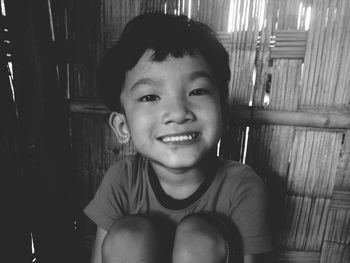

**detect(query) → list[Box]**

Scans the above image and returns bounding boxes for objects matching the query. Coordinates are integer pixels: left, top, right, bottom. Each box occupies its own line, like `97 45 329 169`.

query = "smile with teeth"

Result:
158 133 199 142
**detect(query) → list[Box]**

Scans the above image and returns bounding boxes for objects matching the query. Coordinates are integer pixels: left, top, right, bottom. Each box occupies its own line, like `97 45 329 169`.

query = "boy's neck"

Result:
149 154 218 200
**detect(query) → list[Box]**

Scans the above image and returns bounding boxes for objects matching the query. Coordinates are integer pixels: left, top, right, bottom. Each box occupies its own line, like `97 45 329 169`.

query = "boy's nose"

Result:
161 98 195 125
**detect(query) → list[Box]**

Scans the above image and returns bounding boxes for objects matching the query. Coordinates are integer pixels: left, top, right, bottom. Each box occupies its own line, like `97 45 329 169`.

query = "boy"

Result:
84 13 273 263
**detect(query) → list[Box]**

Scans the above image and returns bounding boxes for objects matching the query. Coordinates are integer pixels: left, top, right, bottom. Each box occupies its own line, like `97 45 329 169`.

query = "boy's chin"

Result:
149 154 208 171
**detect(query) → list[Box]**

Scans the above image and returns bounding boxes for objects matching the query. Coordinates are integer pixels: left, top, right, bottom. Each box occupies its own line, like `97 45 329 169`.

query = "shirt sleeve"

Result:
84 160 130 231
229 166 273 255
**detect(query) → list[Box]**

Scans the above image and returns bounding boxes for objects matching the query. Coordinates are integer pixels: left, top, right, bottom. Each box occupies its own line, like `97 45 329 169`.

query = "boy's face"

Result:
114 50 223 171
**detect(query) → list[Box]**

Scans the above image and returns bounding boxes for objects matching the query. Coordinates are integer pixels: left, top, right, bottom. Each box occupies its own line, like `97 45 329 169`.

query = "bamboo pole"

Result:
275 249 321 263
231 107 350 129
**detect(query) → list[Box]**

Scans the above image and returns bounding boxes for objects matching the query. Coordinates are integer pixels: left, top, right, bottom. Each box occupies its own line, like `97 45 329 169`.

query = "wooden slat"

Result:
275 250 321 263
270 31 307 59
330 190 350 210
69 99 109 114
334 130 350 189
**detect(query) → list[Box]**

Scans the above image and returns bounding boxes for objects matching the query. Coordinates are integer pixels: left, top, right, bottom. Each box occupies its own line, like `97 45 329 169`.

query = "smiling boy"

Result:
84 13 273 263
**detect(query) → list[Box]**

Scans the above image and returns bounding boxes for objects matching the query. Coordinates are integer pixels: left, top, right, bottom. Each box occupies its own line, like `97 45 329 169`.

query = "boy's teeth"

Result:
161 133 196 142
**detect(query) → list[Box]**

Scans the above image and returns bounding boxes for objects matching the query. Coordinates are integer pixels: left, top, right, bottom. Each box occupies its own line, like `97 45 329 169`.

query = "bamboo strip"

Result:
217 32 233 55
275 42 307 47
322 0 342 106
334 130 350 189
301 0 327 106
270 29 307 58
275 249 321 263
271 47 306 52
320 241 350 263
253 0 271 107
69 100 109 114
330 190 350 210
299 0 315 105
324 208 350 243
275 29 308 34
275 33 307 39
270 52 305 58
305 0 327 104
301 106 350 115
332 0 350 106
316 0 336 107
233 2 245 105
229 1 256 106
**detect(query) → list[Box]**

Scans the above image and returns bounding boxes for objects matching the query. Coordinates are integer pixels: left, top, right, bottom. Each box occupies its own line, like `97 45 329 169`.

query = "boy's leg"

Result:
172 214 241 263
102 215 160 263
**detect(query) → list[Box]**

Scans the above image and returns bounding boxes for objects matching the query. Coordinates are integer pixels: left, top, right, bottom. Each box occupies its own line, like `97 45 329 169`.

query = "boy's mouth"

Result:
157 132 199 142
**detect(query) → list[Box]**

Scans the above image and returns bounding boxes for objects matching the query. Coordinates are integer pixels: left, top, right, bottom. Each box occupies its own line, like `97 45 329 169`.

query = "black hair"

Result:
97 12 230 112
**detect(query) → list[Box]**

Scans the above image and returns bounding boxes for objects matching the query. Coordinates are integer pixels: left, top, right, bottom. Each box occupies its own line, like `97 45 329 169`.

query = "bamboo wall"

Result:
48 0 350 262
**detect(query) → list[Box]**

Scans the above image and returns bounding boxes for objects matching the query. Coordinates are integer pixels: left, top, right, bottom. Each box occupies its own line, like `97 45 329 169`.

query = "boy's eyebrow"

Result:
130 78 160 91
188 71 215 83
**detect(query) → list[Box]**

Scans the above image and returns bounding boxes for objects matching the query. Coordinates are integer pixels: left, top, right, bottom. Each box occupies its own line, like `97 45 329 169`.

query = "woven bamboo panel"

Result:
321 207 350 263
300 0 350 107
287 130 342 197
267 59 303 110
320 242 350 263
280 195 330 251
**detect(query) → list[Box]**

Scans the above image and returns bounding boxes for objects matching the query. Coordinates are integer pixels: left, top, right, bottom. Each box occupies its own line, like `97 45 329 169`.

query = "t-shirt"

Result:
84 153 273 255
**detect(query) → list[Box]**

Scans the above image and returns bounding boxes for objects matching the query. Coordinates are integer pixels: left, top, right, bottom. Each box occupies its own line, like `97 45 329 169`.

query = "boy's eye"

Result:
189 88 210 96
138 94 160 102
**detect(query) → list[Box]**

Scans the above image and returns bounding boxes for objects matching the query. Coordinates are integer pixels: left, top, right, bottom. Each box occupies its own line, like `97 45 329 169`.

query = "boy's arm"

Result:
91 226 108 263
244 255 256 263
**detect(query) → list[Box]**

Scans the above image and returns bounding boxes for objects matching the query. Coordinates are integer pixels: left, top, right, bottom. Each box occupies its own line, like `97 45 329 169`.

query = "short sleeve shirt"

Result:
84 154 273 255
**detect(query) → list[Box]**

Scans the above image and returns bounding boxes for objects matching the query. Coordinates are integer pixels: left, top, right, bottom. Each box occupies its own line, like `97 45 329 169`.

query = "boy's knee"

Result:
102 215 158 261
173 214 227 263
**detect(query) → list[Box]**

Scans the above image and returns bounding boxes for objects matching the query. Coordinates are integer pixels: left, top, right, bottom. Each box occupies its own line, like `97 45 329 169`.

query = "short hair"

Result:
97 12 230 112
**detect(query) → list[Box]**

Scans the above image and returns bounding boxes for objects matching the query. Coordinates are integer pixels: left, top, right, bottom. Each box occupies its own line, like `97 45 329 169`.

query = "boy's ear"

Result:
109 112 130 144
